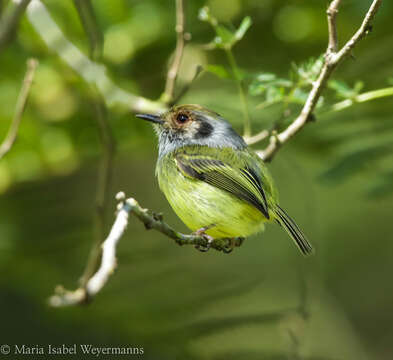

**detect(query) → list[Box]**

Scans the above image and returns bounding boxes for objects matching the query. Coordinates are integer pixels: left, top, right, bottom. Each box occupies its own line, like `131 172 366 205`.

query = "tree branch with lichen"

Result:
256 0 383 162
49 192 243 307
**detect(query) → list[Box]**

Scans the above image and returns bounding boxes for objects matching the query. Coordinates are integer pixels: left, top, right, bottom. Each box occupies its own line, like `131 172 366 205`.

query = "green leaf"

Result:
249 82 266 96
328 80 364 100
266 86 285 102
249 73 293 96
234 16 252 42
257 73 276 82
329 80 352 99
274 78 293 87
199 9 252 50
291 88 308 104
292 55 324 83
205 64 232 79
215 25 236 48
353 81 364 94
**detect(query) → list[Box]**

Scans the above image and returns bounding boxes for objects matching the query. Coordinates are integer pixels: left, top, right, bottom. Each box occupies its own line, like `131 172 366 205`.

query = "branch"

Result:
327 0 342 53
161 0 187 105
49 192 243 307
322 86 393 114
258 0 383 162
244 129 269 145
0 0 31 53
23 0 166 114
0 58 38 160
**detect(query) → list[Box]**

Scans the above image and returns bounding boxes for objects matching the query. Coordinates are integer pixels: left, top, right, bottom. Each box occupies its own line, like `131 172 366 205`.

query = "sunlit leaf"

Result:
234 16 252 42
328 80 364 100
353 81 364 94
249 82 265 96
249 73 292 96
292 55 324 83
199 7 251 49
257 73 276 82
266 86 284 102
215 25 236 48
291 88 308 104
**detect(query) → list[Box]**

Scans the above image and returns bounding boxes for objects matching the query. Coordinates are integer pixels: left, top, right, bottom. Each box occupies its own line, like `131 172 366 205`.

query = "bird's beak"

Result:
135 113 164 125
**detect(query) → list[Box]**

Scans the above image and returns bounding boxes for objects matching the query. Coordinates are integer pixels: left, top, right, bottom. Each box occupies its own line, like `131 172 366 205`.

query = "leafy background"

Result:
0 0 392 359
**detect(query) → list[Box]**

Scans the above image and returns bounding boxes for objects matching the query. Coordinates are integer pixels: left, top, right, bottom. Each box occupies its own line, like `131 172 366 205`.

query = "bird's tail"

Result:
273 205 314 256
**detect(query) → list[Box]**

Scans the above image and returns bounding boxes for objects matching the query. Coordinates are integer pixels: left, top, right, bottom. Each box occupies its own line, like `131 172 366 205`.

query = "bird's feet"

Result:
193 225 245 254
222 237 245 254
193 225 215 252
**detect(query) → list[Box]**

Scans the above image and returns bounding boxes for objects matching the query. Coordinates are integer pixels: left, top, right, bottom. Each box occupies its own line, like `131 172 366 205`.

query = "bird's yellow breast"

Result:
156 155 266 238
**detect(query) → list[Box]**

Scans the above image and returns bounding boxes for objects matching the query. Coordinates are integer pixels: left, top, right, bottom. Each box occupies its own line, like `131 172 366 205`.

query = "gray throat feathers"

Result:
156 116 247 158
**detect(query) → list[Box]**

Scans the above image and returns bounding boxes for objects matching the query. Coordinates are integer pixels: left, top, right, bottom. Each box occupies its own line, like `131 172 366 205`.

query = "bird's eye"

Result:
176 113 189 124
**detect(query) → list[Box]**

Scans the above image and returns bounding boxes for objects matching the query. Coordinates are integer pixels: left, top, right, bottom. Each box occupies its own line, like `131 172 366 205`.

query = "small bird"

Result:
136 104 313 256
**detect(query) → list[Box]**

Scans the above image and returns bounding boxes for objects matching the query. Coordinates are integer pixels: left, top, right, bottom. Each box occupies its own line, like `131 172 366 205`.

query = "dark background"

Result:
0 0 392 359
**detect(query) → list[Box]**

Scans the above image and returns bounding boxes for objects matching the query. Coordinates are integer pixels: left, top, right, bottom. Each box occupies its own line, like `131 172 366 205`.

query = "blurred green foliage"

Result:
0 1 393 359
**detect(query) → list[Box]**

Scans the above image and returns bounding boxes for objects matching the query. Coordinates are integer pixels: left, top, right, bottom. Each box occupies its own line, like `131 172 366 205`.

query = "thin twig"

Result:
258 0 383 162
49 192 243 307
161 0 187 105
0 0 31 53
334 0 382 63
0 58 38 160
321 86 393 114
327 0 342 53
244 129 269 145
73 0 103 61
225 48 252 138
79 93 116 289
74 0 116 293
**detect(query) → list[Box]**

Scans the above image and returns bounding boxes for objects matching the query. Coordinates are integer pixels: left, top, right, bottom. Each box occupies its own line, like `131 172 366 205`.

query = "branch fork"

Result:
257 0 382 162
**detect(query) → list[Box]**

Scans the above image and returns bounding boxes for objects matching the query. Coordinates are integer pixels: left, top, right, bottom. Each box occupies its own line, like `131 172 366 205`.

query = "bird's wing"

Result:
175 151 270 219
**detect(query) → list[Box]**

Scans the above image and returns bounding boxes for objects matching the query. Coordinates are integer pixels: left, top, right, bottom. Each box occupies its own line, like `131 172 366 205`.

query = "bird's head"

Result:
136 104 246 157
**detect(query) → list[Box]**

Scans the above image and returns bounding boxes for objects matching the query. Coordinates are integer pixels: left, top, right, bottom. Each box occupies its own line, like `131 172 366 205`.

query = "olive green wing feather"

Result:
175 152 270 219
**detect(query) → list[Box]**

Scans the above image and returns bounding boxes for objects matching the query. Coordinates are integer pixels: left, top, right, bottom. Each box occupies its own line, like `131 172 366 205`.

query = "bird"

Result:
136 104 313 256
